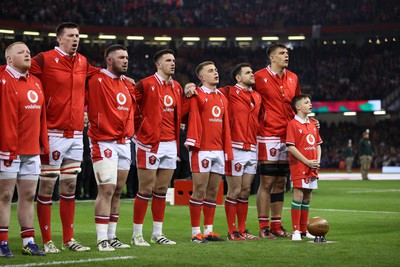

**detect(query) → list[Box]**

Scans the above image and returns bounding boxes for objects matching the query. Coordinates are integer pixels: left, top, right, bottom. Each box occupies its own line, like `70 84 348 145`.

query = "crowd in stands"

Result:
1 0 399 28
1 38 398 102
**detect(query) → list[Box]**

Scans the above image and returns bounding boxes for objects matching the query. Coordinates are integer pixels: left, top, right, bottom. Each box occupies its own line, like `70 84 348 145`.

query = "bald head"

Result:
5 42 31 74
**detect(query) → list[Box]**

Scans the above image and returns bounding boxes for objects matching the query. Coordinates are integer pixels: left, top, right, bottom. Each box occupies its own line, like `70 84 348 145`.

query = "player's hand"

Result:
125 76 136 85
311 117 320 129
184 83 197 98
307 159 320 169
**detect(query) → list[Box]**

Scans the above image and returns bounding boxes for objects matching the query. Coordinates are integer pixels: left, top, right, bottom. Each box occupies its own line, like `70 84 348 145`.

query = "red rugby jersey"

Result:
30 47 99 137
286 115 323 180
0 66 49 159
254 65 301 139
87 69 135 143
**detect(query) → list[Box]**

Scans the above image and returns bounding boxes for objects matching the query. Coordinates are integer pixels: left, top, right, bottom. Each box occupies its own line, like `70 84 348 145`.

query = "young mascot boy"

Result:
285 94 322 241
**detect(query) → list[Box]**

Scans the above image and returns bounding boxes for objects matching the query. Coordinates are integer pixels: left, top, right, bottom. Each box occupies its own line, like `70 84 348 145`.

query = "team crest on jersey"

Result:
201 159 209 168
149 155 157 165
55 58 59 63
299 129 303 133
52 150 61 161
289 77 293 83
236 90 240 94
2 79 6 85
104 148 112 158
264 78 268 83
303 178 310 184
234 163 242 172
151 86 155 91
98 78 102 83
3 160 12 167
269 148 277 157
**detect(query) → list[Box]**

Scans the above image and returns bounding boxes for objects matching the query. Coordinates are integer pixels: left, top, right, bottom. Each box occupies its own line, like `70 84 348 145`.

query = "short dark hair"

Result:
195 61 214 78
153 49 174 63
56 22 79 36
104 44 128 61
231 63 251 83
291 93 312 113
266 43 287 58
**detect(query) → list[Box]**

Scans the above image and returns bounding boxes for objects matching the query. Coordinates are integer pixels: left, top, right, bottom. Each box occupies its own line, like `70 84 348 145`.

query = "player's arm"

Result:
184 82 197 98
30 53 44 77
287 145 320 170
317 145 321 165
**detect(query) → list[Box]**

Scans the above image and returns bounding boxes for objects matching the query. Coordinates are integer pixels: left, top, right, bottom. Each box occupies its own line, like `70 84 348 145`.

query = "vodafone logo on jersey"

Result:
164 95 173 107
306 134 315 145
117 93 128 111
117 93 127 105
212 106 221 117
163 95 174 112
25 90 41 109
27 90 39 103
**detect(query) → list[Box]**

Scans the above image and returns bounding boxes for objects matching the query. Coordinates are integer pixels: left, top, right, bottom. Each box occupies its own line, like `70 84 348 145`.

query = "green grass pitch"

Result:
2 180 400 267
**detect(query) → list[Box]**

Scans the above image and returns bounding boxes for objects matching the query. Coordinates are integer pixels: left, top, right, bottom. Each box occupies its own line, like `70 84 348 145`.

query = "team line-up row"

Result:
0 22 322 258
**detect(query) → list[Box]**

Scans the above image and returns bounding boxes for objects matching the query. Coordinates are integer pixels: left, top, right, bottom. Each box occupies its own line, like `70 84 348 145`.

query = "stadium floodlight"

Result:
288 35 306 40
23 31 40 36
235 37 253 41
99 34 116 39
79 34 88 39
373 110 386 115
343 111 357 116
209 37 226 41
154 36 172 41
48 33 56 37
182 37 200 41
127 36 144 40
0 29 14 34
262 36 279 41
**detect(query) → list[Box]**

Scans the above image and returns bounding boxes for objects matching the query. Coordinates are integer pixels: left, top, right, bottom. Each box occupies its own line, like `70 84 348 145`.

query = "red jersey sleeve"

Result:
30 53 44 77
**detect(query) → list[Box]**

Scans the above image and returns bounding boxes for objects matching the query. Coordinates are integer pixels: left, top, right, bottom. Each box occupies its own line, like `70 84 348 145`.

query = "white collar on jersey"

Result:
200 85 219 94
266 65 286 76
6 65 29 79
154 72 174 87
100 69 124 80
54 46 76 57
294 114 310 124
235 83 252 92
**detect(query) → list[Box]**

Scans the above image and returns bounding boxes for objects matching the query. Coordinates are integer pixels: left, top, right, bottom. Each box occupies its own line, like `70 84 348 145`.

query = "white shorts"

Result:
42 136 83 166
225 148 257 176
190 150 225 175
293 177 318 189
0 155 41 180
257 136 289 162
136 141 177 170
91 140 131 170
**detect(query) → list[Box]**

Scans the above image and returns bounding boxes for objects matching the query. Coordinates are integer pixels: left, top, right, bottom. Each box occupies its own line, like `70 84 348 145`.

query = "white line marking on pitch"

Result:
5 256 136 267
346 189 400 193
247 206 400 214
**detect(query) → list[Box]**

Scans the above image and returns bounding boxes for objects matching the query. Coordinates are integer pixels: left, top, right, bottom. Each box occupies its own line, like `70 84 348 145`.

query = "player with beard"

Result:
221 63 262 241
86 44 136 251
